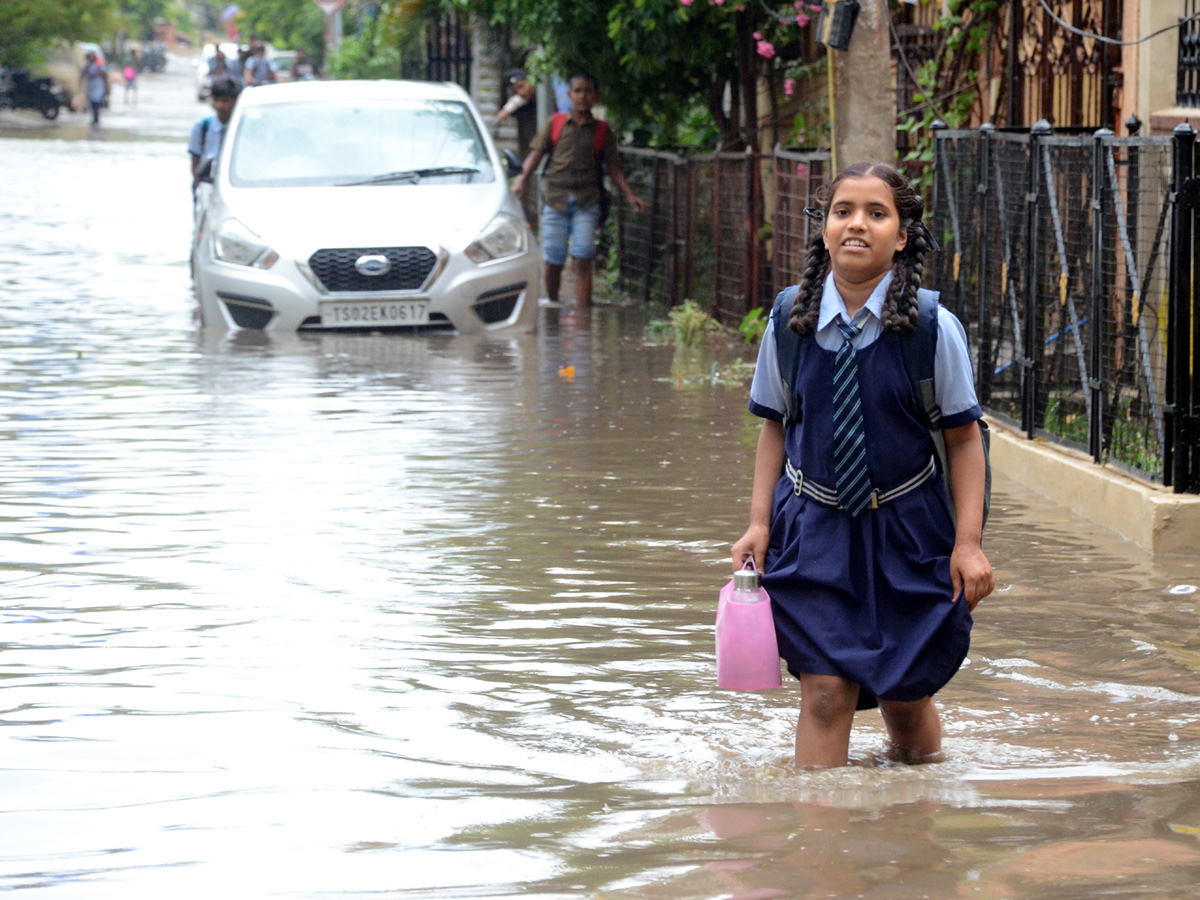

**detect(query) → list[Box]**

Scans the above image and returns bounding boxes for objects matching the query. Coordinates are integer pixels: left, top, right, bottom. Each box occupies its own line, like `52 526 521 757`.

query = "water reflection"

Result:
4 132 1200 898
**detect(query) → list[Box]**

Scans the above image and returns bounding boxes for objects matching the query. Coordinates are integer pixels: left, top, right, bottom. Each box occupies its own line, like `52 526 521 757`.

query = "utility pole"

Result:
312 0 345 57
827 0 894 167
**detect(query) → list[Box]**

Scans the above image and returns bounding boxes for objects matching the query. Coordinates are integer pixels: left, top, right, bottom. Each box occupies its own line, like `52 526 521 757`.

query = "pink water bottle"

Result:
715 561 782 690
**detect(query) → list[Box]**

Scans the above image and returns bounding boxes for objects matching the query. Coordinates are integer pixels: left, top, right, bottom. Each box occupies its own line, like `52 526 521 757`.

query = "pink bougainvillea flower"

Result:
756 39 775 58
796 162 809 179
784 77 795 96
681 0 694 5
810 3 822 9
795 13 809 25
752 31 762 40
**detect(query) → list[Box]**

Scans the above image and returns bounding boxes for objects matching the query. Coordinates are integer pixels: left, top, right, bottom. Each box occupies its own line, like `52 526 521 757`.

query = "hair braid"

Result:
787 227 828 338
882 220 933 334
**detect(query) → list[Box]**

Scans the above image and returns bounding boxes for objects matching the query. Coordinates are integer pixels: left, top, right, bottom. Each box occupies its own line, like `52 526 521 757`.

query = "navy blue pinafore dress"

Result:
762 330 972 710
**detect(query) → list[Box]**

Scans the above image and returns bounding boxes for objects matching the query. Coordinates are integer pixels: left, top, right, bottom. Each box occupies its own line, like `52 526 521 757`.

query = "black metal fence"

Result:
600 127 1198 491
612 147 830 323
399 12 472 90
1180 0 1200 108
930 121 1200 492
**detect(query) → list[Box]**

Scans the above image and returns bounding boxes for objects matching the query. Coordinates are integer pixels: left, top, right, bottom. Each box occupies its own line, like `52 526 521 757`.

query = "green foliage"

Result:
466 0 815 147
781 56 829 148
0 0 117 67
897 0 1000 190
226 0 325 62
1109 414 1162 478
663 356 756 387
643 316 673 343
118 0 170 41
737 307 767 345
1043 392 1163 478
667 299 722 348
328 20 402 79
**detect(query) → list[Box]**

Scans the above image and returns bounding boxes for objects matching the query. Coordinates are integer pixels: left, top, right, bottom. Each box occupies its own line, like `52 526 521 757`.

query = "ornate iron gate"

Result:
1000 0 1122 129
400 12 472 90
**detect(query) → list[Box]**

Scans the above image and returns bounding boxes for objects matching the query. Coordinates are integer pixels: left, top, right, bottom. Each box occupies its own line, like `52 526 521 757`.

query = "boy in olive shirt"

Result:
512 75 648 310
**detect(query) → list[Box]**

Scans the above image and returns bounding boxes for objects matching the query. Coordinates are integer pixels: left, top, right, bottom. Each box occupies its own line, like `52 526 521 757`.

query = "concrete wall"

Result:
988 418 1200 556
1138 0 1199 133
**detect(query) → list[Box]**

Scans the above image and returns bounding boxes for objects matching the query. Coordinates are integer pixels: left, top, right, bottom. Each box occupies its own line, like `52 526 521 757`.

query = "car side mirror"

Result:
197 157 215 183
503 148 522 178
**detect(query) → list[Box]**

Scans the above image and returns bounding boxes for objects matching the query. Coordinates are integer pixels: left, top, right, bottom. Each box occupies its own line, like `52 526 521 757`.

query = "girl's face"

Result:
822 175 908 284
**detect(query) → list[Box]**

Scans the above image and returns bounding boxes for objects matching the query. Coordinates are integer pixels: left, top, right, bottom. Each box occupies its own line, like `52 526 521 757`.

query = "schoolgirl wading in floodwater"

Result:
732 162 995 769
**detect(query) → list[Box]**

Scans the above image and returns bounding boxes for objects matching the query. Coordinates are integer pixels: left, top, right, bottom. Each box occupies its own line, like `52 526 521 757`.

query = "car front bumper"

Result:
197 246 540 335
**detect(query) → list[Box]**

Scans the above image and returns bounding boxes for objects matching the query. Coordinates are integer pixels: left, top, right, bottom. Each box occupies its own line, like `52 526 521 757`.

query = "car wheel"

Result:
40 101 60 120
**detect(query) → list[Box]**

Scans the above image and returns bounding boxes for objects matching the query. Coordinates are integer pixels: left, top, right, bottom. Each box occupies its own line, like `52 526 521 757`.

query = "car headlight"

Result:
464 214 526 264
212 218 279 269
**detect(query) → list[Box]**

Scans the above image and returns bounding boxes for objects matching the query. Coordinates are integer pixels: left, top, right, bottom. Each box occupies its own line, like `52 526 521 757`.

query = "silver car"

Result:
192 80 540 334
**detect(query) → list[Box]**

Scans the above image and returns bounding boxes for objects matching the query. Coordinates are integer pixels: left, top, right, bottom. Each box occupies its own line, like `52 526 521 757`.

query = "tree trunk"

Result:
834 0 894 165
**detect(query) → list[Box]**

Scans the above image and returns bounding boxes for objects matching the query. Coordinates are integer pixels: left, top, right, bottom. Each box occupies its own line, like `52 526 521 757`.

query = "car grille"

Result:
308 247 438 293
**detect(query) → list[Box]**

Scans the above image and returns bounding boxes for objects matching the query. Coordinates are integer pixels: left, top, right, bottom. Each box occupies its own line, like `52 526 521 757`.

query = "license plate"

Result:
320 300 430 327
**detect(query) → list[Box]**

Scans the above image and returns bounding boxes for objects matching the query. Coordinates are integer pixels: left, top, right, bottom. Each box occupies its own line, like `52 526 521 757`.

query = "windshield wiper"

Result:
337 166 479 186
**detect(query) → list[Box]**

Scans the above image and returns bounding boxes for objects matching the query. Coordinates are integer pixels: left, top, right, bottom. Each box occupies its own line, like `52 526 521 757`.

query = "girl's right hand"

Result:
731 523 770 573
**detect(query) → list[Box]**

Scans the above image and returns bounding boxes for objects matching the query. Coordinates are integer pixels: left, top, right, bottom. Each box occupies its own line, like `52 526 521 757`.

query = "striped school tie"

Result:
833 320 873 516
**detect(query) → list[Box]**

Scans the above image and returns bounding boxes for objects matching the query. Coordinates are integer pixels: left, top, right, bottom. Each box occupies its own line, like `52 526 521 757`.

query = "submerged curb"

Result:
987 417 1200 555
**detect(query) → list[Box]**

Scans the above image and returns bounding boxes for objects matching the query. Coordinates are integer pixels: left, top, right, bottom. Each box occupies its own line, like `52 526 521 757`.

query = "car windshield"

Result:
228 98 495 188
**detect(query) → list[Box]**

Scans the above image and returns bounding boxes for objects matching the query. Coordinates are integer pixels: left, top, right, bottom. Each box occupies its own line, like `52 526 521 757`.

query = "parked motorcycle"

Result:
142 44 167 73
0 68 71 119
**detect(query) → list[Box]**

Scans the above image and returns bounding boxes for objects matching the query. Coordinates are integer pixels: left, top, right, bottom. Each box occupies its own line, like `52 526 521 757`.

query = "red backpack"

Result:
549 113 612 225
550 112 609 156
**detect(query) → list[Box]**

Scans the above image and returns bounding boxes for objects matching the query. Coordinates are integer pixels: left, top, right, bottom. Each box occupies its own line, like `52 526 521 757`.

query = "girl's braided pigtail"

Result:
786 225 828 338
881 215 934 335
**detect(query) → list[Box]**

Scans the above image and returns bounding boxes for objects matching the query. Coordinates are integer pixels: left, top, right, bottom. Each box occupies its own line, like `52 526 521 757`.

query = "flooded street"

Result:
3 66 1200 900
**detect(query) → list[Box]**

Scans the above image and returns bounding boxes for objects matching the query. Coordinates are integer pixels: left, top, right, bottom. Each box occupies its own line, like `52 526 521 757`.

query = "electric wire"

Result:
1037 0 1200 47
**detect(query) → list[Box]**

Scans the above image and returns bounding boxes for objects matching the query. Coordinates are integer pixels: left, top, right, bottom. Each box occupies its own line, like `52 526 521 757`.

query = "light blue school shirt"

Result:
749 271 982 429
187 115 227 165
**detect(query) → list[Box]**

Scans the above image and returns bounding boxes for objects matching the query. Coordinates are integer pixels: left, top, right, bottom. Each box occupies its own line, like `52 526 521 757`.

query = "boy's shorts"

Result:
541 197 601 266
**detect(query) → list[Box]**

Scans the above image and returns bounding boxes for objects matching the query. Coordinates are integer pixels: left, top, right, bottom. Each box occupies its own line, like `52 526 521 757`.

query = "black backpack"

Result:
770 285 991 530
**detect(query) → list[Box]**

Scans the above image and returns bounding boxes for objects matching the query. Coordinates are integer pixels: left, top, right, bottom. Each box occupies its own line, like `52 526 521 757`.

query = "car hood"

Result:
221 183 512 254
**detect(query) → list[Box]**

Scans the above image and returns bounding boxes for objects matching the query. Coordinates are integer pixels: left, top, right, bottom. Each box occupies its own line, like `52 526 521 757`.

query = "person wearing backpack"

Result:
79 50 109 127
731 163 994 770
122 51 139 105
242 43 278 87
189 78 240 198
510 74 648 310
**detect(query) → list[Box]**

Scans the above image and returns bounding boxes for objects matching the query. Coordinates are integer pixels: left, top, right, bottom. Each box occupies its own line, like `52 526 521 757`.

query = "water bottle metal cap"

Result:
733 568 760 591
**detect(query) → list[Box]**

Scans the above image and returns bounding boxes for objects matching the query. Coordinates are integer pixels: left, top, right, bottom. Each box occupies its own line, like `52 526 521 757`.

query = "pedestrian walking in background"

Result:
496 69 536 151
122 56 138 105
243 44 277 87
291 49 320 81
189 79 240 194
731 162 994 770
208 49 240 90
79 51 109 126
497 68 539 227
510 74 648 310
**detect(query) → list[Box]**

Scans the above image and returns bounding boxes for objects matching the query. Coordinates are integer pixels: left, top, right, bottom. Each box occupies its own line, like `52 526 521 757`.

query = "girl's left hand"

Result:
950 543 993 611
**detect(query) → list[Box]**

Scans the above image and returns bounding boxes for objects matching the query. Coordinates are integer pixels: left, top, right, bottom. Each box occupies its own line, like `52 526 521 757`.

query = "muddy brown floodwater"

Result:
2 64 1200 900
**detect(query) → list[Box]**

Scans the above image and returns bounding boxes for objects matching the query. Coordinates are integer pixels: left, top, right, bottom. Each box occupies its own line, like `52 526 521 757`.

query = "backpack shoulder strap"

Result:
771 285 804 427
900 288 941 430
200 115 211 149
550 113 567 146
593 120 608 158
901 288 991 532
